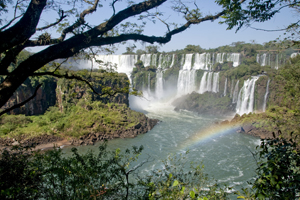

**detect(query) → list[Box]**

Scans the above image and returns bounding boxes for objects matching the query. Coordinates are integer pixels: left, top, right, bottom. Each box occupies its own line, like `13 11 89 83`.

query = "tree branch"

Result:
36 10 67 31
0 14 23 31
0 0 47 54
0 84 42 116
56 0 100 42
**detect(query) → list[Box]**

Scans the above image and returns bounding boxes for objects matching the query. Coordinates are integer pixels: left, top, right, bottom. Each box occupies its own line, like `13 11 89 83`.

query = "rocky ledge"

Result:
71 118 159 145
0 118 159 148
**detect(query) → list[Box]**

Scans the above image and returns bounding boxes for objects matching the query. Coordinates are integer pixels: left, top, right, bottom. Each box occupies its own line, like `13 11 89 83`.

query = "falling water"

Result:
199 72 218 94
263 79 270 112
230 80 234 98
140 54 152 67
155 70 164 99
232 80 239 103
148 73 151 95
227 53 240 67
170 54 175 68
224 78 227 97
236 77 259 115
212 72 220 93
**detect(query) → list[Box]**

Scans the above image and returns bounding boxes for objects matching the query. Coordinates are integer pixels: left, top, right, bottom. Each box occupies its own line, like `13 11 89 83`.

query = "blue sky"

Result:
4 0 296 54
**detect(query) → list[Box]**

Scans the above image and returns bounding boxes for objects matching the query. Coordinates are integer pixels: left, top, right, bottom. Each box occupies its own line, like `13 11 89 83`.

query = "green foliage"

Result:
0 144 228 200
0 101 144 139
0 146 43 199
183 45 203 54
252 132 300 199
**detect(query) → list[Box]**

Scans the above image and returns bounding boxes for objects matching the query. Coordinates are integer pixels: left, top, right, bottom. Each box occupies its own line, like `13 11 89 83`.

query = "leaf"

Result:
172 180 179 187
237 196 245 199
190 190 195 198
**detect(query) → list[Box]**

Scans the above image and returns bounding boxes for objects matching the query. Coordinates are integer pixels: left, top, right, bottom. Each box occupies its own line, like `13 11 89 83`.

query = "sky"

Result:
3 0 297 54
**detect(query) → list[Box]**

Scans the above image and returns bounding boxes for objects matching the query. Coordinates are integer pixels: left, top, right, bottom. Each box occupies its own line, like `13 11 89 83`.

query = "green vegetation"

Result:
0 144 229 200
172 92 234 116
0 100 144 140
1 133 299 199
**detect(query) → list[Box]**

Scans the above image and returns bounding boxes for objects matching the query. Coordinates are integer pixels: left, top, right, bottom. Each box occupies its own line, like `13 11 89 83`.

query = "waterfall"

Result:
224 78 227 97
176 54 196 96
199 72 208 94
194 53 207 70
156 69 164 99
227 53 240 67
183 54 193 70
199 72 218 94
95 54 137 78
151 54 157 66
216 53 224 64
275 54 279 70
140 54 152 67
170 54 175 68
263 79 270 112
147 73 151 95
177 69 196 96
236 76 259 115
212 72 219 93
230 80 234 98
291 53 299 58
232 80 239 103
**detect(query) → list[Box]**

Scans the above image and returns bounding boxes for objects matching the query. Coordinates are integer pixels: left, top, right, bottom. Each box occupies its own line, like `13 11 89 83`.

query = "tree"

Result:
0 0 244 114
217 0 300 46
183 44 202 53
145 45 160 54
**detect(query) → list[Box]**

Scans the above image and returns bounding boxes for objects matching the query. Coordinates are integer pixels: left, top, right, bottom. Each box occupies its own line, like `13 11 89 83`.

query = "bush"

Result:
0 144 229 200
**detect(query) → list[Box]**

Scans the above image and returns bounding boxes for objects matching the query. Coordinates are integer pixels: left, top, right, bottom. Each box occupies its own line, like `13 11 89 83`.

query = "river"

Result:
62 96 260 195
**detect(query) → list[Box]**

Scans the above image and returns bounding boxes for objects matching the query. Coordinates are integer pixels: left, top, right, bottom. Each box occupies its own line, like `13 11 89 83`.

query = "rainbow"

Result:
179 122 242 150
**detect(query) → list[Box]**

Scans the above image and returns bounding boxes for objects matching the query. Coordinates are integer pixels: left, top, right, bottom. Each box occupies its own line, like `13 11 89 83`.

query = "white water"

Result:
140 54 152 67
176 54 196 96
155 69 164 99
199 72 219 94
212 72 220 93
177 69 197 96
169 54 175 68
263 79 270 112
232 80 240 103
236 77 259 115
224 78 227 97
96 54 137 77
227 53 240 67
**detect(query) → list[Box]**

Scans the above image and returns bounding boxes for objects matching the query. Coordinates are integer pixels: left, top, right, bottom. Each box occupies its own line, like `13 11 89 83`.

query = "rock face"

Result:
56 72 129 111
230 114 274 139
172 92 236 116
1 72 129 115
1 78 57 115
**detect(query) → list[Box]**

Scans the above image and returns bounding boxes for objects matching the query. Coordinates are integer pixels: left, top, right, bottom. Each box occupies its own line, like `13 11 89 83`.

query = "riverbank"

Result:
0 117 159 151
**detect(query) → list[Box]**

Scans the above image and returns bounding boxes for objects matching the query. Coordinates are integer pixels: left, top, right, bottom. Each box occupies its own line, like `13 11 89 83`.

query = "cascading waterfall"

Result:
263 79 270 112
170 54 175 68
147 73 151 95
199 72 219 94
227 53 240 67
140 54 152 67
194 53 207 70
236 76 259 115
199 72 208 94
95 54 137 78
177 54 196 96
224 78 227 97
232 80 239 103
212 72 219 93
155 69 164 99
151 54 157 66
230 80 234 98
